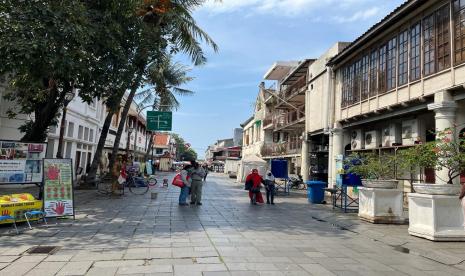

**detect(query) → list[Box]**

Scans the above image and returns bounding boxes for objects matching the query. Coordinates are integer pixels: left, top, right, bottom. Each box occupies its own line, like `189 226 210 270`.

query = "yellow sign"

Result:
0 193 43 224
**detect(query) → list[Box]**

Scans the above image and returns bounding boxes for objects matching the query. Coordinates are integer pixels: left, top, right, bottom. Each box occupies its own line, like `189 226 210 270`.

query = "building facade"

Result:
327 0 465 188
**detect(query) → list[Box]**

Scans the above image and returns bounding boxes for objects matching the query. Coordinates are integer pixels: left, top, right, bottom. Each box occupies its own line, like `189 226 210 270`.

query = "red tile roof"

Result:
153 134 170 146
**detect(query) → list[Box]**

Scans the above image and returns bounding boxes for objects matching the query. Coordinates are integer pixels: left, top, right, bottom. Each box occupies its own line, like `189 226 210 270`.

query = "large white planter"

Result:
408 193 465 241
358 187 406 224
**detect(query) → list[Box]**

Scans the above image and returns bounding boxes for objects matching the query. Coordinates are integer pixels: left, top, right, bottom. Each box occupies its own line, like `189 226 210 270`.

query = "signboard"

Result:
147 111 172 131
0 141 46 184
43 159 75 218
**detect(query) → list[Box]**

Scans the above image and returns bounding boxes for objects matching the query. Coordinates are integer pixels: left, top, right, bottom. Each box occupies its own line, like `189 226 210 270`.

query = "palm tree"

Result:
134 56 194 159
108 0 218 170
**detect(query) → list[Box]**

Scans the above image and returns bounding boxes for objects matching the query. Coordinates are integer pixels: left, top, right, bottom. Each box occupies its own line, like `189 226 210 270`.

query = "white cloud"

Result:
332 7 380 23
200 0 386 20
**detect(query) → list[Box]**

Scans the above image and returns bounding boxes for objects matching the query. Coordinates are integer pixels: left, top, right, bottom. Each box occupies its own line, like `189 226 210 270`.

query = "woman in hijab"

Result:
245 169 264 205
264 170 276 205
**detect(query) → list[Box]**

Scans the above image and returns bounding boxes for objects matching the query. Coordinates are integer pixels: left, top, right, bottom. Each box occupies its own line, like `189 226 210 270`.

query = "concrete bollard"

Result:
151 192 158 200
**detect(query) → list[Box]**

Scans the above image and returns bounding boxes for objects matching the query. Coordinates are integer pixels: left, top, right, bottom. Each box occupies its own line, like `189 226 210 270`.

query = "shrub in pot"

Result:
344 153 398 189
398 127 465 195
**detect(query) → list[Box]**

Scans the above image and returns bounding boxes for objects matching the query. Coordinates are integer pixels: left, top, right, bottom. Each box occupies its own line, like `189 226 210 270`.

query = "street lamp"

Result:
56 89 76 158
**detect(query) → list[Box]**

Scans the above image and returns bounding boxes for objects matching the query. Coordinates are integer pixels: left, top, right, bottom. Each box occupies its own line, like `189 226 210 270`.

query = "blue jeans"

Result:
179 186 190 204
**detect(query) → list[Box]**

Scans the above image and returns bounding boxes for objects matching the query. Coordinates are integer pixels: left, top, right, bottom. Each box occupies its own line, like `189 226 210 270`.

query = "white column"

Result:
427 91 457 184
330 122 344 188
301 132 310 182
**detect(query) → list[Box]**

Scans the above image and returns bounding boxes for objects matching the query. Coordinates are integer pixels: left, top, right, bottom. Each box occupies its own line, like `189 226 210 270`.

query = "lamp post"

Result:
56 89 76 158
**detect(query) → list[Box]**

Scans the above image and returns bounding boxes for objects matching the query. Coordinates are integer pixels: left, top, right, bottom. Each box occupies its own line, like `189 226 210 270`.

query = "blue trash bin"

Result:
306 181 327 204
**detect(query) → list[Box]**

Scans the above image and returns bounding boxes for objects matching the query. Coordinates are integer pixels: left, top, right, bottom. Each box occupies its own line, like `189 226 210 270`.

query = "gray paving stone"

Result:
57 261 93 275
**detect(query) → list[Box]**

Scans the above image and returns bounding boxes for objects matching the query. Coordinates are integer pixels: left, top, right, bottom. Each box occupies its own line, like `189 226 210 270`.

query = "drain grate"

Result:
27 246 60 255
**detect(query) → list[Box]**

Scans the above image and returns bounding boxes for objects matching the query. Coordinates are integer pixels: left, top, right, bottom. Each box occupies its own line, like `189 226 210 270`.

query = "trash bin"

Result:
306 181 327 204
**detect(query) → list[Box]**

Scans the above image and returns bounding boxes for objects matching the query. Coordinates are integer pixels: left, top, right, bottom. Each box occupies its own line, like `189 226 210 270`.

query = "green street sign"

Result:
147 111 172 131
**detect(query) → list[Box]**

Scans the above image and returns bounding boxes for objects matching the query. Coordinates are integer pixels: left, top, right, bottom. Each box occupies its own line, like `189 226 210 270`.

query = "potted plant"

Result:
344 153 398 189
398 126 465 241
344 153 404 224
398 127 465 195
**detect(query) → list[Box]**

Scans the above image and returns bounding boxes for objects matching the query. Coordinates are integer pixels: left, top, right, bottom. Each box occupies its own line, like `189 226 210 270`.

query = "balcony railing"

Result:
273 106 305 129
283 77 307 99
261 140 302 157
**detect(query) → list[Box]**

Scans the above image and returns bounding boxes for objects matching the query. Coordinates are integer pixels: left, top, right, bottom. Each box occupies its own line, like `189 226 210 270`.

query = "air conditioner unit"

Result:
364 130 380 149
402 119 425 146
382 124 402 147
350 129 364 150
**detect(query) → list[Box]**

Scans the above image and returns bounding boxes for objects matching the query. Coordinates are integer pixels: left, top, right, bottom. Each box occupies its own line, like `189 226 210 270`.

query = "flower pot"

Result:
358 187 406 224
412 183 461 195
408 193 465 241
362 180 398 189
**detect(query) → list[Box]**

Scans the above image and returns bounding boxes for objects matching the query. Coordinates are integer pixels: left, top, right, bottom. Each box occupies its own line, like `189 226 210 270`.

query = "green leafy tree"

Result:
171 133 187 160
108 0 218 170
182 148 197 161
0 0 96 142
135 56 194 159
344 153 396 180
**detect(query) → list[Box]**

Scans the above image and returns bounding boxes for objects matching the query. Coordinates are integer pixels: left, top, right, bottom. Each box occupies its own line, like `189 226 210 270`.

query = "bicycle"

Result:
125 171 158 195
97 171 157 196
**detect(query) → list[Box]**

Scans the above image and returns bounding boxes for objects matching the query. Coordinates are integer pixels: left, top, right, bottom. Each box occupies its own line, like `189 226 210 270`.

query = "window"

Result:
67 122 74 138
410 22 421 81
65 142 72 158
361 55 369 100
398 30 409 86
423 13 436 76
46 139 55 158
354 59 362 103
454 0 465 64
348 63 355 104
89 129 94 142
436 4 450 71
369 50 378 97
387 37 397 90
78 125 83 140
84 127 89 141
378 44 387 93
63 120 67 137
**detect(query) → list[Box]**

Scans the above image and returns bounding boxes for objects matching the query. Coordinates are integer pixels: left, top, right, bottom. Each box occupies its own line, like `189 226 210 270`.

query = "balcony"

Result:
273 105 305 130
283 76 307 99
261 140 302 157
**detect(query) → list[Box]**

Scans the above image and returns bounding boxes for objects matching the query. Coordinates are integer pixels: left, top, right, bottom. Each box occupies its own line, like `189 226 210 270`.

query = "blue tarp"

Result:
271 159 288 179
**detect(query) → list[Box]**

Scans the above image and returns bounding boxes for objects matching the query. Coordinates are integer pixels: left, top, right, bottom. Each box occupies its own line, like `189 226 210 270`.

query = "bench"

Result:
0 215 18 234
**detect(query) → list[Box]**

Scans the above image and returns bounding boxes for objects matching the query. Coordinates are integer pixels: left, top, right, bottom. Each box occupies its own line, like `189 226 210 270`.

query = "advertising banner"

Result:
0 141 46 184
43 158 75 218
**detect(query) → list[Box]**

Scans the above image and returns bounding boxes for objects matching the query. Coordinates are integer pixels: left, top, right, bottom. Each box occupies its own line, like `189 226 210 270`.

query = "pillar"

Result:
301 132 310 182
427 91 457 184
330 122 344 188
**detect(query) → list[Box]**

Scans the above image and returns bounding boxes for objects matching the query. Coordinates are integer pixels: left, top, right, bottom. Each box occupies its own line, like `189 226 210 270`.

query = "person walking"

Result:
245 169 264 205
190 161 206 205
202 164 209 181
264 170 276 205
179 164 192 206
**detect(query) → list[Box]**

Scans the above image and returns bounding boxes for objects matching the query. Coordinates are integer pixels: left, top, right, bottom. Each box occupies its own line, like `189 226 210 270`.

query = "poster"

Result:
43 158 74 218
0 193 43 224
0 141 46 184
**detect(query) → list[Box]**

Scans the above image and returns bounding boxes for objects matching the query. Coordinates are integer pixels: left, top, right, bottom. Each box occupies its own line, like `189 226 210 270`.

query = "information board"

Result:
147 111 172 131
0 141 47 184
43 158 75 218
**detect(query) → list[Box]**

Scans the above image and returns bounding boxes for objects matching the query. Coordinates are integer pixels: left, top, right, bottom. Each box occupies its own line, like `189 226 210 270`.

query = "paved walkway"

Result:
1 173 465 275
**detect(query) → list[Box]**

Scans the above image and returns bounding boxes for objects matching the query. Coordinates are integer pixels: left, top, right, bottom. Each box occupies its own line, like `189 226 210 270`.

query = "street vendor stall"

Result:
0 193 43 224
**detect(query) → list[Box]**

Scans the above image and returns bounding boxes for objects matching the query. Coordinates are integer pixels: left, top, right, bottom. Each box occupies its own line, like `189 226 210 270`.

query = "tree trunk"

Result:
86 109 115 185
145 131 153 160
109 74 143 170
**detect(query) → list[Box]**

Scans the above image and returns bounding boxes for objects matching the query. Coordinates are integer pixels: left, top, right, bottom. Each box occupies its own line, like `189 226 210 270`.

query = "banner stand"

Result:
42 158 75 220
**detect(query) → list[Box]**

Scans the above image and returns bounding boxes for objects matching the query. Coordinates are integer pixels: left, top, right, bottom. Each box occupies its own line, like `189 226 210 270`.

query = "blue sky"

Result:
171 0 406 158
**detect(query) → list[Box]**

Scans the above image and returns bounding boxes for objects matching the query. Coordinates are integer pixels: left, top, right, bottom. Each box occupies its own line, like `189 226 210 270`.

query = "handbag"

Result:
244 180 253 190
172 174 185 188
250 186 260 193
